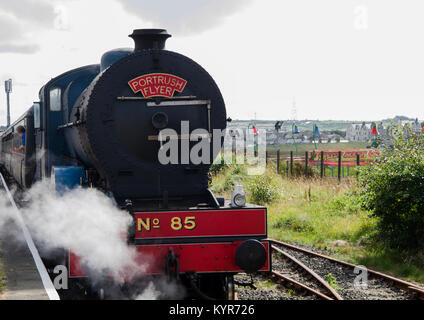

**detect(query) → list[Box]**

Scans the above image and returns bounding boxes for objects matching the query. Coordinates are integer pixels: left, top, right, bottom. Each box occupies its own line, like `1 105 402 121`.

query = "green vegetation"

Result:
358 125 424 250
253 279 276 289
286 289 295 297
248 175 280 205
325 273 341 291
210 161 424 284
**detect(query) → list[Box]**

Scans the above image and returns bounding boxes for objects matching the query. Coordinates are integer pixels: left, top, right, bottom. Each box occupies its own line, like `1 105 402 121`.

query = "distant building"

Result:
346 122 371 142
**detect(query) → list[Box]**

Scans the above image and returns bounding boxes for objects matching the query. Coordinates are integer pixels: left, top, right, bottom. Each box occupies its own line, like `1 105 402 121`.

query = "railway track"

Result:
270 245 341 300
264 238 424 300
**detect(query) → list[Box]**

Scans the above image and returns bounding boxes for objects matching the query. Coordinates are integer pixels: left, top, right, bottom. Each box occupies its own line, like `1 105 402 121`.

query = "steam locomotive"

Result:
0 29 270 299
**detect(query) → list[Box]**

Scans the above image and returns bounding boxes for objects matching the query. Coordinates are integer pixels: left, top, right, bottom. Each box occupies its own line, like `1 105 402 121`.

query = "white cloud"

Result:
0 0 57 27
0 0 62 54
116 0 252 35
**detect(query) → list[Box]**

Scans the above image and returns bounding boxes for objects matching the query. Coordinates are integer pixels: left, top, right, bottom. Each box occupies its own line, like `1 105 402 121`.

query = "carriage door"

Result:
33 102 43 180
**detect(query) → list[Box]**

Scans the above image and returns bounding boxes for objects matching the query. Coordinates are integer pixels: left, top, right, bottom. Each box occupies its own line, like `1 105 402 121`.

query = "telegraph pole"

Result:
5 79 12 128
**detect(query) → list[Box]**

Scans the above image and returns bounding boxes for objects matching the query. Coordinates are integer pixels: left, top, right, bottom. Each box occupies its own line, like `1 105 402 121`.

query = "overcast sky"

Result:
1 0 424 124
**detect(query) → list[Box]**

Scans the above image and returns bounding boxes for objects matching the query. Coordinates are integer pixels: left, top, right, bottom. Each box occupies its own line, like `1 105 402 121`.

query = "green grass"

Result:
253 279 276 289
325 273 342 291
210 164 424 284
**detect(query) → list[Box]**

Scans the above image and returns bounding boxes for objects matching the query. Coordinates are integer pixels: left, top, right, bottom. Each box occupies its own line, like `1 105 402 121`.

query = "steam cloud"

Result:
0 180 178 299
0 181 139 276
116 0 253 35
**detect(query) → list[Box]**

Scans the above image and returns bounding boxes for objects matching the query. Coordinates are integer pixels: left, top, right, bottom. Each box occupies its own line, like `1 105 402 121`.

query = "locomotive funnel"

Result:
129 29 171 51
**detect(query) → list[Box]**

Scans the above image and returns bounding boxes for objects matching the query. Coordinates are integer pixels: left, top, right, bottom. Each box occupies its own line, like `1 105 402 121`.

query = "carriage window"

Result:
33 102 41 128
49 88 61 111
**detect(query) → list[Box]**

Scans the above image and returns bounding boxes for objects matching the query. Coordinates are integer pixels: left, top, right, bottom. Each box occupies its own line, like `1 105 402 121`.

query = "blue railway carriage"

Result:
0 110 35 188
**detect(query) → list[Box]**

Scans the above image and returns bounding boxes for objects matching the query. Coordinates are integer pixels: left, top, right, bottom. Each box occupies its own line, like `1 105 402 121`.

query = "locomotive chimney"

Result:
129 29 171 51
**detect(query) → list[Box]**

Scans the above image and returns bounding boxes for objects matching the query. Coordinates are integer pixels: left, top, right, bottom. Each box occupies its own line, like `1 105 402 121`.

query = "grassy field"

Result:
210 164 424 284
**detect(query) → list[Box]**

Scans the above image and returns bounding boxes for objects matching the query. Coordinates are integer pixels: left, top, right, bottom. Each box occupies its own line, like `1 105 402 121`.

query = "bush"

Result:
278 161 319 178
358 125 424 250
248 175 280 204
272 215 314 232
209 164 247 193
209 161 227 175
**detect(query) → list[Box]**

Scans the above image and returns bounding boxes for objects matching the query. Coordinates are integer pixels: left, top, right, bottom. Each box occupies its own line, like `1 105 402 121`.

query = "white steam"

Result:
0 180 143 282
0 179 190 299
135 282 160 300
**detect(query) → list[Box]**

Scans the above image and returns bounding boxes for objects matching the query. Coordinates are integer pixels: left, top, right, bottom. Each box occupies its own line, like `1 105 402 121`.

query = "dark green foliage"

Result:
358 125 424 250
209 161 227 175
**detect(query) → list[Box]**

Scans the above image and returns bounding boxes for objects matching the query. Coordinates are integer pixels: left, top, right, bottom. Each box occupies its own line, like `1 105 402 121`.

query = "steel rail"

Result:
0 173 60 300
272 245 343 300
270 238 424 300
271 271 334 300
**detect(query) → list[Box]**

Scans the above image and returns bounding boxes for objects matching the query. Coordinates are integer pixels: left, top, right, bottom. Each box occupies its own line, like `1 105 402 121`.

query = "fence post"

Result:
356 153 360 177
277 149 280 174
286 160 289 178
290 151 294 177
338 151 342 182
320 151 324 179
305 151 309 177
